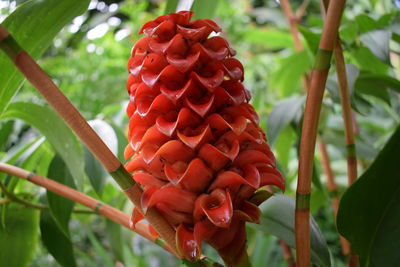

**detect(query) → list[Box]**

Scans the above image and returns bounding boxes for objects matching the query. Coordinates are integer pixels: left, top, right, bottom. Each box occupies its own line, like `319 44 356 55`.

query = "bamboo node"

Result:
0 34 22 61
109 164 136 190
314 48 333 70
346 143 357 158
296 192 311 210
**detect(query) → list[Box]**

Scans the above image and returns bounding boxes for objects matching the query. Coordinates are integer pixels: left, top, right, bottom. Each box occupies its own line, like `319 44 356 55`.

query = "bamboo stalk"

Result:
321 1 359 265
295 0 346 265
0 162 176 256
0 26 178 255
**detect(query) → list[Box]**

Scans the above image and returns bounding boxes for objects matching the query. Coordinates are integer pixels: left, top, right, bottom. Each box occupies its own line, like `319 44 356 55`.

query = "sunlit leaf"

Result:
0 0 90 116
1 102 86 188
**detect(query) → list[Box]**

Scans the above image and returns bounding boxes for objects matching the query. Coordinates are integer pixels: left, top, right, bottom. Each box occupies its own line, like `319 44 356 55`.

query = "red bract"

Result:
124 11 284 265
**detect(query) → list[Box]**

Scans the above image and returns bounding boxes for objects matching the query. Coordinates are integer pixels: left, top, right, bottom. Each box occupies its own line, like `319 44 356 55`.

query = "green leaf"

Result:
105 219 124 262
0 0 90 116
270 51 312 96
337 125 400 267
356 73 400 94
165 0 179 13
350 46 389 75
47 155 76 236
0 121 14 151
360 30 391 62
355 13 394 34
0 204 39 267
267 96 305 144
40 209 77 267
1 102 86 188
252 194 331 267
298 26 320 53
86 229 115 267
244 27 294 50
84 119 118 196
191 0 219 20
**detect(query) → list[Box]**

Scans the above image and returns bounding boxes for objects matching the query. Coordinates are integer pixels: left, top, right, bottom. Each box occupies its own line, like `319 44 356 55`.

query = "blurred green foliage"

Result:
1 0 400 266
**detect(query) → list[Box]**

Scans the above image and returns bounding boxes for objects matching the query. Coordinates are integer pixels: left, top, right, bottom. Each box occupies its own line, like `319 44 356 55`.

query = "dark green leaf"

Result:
105 219 124 262
0 204 39 267
355 14 393 34
356 73 400 94
267 96 305 144
0 0 90 116
337 125 400 267
191 0 219 20
252 194 331 267
47 155 76 236
40 209 77 267
1 102 86 188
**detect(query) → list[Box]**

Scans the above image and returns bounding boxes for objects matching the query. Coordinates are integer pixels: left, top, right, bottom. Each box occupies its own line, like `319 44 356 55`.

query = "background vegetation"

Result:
0 0 399 266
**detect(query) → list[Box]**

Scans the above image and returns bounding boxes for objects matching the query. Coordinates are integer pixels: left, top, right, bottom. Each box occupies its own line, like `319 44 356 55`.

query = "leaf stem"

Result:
0 26 178 256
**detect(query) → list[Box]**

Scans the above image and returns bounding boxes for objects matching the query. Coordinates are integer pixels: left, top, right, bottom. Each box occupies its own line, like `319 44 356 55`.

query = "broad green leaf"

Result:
1 102 86 188
252 194 331 267
355 13 394 34
40 209 77 267
244 27 294 50
350 47 389 75
47 155 76 236
274 126 296 172
0 204 39 267
337 125 400 267
267 96 305 144
270 51 312 96
85 119 118 196
354 74 392 105
0 0 90 116
360 30 391 62
191 0 219 20
356 73 400 94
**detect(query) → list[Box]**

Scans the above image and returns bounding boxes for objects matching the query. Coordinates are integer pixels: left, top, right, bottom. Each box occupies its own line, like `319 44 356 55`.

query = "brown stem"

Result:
279 240 296 267
0 26 178 255
0 162 176 256
318 140 350 255
296 0 346 266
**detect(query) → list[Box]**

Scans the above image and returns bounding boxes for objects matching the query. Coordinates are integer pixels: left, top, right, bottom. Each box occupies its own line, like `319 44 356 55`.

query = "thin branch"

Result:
0 182 94 214
318 140 350 255
295 0 346 266
0 27 178 255
0 162 176 256
279 240 296 267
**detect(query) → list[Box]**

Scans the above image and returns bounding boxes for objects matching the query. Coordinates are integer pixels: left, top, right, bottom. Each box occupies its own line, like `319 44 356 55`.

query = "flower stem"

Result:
0 26 178 255
295 0 346 265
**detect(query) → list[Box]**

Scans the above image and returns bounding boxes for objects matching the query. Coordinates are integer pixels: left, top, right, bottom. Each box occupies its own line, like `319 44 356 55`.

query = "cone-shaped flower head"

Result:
124 11 284 265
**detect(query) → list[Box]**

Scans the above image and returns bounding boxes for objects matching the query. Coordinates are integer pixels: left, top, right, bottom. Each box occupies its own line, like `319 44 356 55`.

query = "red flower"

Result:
124 11 284 265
